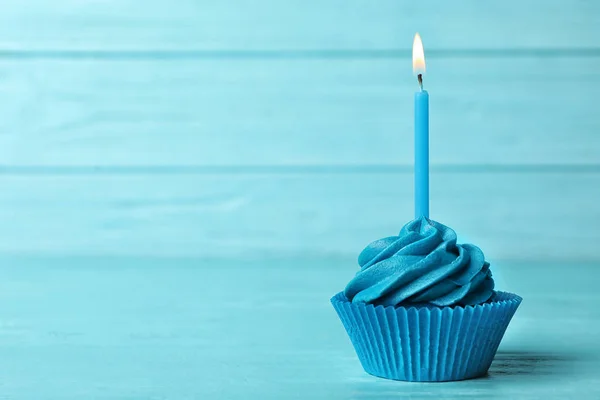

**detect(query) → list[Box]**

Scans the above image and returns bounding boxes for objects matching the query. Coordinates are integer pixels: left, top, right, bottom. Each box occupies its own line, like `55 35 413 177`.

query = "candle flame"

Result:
412 33 426 75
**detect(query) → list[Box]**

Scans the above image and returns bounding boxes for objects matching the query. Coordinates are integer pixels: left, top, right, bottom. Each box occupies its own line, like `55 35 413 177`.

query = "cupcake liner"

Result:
331 291 522 382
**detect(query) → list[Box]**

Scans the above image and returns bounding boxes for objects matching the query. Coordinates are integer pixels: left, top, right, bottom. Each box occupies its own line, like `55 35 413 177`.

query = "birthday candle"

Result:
413 33 429 219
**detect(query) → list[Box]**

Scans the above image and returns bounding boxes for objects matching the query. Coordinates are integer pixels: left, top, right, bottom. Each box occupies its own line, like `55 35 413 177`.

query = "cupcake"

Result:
331 217 521 382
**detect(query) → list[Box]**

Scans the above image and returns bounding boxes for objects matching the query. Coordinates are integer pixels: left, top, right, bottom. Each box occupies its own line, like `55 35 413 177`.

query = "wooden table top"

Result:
0 256 597 399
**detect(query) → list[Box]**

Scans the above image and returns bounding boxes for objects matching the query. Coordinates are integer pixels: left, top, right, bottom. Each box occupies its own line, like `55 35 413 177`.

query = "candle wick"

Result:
417 74 423 91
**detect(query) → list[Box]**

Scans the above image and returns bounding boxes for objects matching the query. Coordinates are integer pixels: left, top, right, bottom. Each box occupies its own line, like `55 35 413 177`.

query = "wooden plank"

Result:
1 57 598 166
0 257 598 398
0 171 598 260
0 0 598 51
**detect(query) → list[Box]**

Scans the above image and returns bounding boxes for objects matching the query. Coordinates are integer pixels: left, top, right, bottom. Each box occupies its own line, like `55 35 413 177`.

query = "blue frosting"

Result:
344 217 494 307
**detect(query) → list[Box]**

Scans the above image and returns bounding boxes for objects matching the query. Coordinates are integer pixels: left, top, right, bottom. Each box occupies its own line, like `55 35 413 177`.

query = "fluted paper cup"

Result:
331 291 521 382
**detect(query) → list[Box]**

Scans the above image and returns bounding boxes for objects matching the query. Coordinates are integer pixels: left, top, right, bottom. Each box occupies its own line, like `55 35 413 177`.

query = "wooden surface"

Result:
1 1 600 398
0 1 599 259
0 257 598 399
0 172 599 260
0 0 598 50
1 57 599 167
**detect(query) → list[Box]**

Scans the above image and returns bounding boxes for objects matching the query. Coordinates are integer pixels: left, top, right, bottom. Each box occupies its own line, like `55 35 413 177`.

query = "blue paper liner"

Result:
331 291 522 382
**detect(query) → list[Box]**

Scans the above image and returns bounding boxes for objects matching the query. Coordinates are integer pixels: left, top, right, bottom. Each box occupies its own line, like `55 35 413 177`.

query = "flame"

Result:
412 33 426 75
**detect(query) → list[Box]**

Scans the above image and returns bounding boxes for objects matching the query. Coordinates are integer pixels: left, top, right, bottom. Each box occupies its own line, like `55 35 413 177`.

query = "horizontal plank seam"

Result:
0 164 599 175
0 48 599 60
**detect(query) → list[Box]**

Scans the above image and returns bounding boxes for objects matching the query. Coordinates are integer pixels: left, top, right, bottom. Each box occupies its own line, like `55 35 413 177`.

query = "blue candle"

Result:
413 33 429 219
414 89 429 218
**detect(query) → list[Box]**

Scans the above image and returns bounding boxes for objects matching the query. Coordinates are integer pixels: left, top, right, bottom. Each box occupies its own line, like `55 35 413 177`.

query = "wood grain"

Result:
1 56 598 166
0 257 597 399
0 2 598 398
0 2 597 261
0 171 598 260
0 0 598 51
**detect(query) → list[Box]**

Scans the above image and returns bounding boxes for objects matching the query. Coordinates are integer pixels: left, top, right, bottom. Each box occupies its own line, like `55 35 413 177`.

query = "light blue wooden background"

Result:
1 2 600 399
0 1 599 262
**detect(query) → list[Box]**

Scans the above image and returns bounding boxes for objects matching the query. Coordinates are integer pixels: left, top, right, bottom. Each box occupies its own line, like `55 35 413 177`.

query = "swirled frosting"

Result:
344 217 494 307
